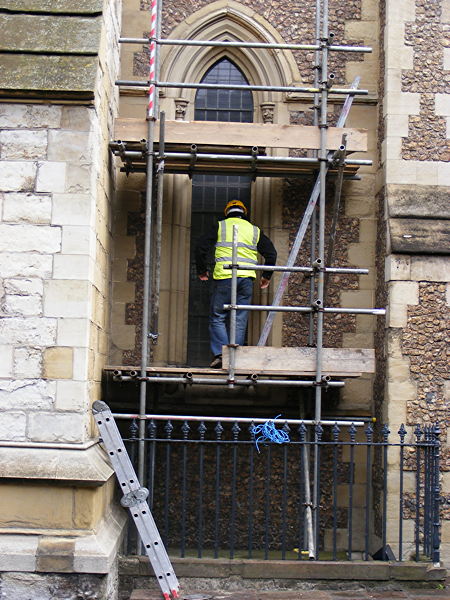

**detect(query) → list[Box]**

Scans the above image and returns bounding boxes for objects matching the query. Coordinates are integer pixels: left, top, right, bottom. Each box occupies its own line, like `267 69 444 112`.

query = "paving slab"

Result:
408 592 450 597
364 593 408 598
405 597 450 600
256 592 332 599
329 592 371 598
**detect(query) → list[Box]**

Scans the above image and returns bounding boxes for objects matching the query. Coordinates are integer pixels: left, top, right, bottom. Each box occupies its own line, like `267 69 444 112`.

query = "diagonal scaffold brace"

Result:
257 76 361 347
92 401 180 600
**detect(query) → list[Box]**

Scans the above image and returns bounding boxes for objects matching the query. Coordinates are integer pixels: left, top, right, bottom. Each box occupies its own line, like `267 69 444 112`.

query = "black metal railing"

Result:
115 415 441 563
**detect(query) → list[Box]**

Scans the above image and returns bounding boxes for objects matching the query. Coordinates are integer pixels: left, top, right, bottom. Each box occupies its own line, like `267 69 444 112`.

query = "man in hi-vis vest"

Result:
195 199 277 368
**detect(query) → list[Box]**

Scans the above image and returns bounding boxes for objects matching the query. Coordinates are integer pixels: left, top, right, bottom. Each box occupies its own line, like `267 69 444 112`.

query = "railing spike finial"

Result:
332 422 340 441
365 421 373 442
413 423 422 442
198 420 207 440
298 421 307 441
130 418 139 439
231 421 241 439
181 420 190 439
147 418 157 438
164 419 173 438
315 423 324 441
215 421 224 439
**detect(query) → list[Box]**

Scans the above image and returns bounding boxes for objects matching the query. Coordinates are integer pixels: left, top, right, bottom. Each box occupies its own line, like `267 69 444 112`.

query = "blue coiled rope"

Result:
252 415 290 453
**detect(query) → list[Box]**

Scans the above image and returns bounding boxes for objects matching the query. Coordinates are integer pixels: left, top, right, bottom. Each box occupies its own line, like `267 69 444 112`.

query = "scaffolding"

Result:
108 0 385 560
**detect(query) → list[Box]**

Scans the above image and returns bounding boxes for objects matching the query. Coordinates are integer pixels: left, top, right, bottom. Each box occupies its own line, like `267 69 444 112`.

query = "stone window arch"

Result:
160 0 302 121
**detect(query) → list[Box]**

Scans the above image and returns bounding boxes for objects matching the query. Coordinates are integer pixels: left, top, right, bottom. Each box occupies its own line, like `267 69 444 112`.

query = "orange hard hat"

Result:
224 199 247 216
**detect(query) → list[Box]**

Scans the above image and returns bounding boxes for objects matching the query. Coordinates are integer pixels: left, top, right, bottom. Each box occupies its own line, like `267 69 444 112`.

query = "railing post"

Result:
163 420 173 547
197 421 207 558
413 424 422 561
432 424 441 565
331 422 340 560
398 424 406 561
147 419 157 510
382 424 390 557
364 422 373 560
347 422 356 559
180 420 190 558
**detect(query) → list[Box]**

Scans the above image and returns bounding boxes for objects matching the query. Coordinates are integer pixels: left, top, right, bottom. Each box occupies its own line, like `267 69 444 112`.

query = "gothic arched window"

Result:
187 58 253 365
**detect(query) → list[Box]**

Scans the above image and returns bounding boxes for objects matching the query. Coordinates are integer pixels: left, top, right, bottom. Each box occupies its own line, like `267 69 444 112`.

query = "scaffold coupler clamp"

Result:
183 372 193 386
121 486 149 508
148 331 159 344
312 299 324 311
312 258 324 271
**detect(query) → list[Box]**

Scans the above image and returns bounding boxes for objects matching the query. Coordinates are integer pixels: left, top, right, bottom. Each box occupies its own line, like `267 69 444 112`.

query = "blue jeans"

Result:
209 277 254 357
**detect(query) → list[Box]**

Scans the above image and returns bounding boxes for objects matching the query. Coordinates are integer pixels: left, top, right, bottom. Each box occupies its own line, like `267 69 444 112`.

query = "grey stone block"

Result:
0 0 103 13
0 14 102 54
389 218 450 254
0 54 98 97
387 184 450 219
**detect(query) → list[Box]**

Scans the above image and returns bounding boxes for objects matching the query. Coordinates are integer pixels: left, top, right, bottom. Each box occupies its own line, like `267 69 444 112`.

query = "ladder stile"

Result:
92 401 180 600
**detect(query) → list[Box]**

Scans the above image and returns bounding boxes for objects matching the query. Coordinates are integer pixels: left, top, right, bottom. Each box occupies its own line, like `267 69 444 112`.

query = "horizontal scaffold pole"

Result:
113 375 345 387
119 37 372 54
224 304 386 315
112 149 372 168
223 264 369 275
116 79 369 95
111 413 365 426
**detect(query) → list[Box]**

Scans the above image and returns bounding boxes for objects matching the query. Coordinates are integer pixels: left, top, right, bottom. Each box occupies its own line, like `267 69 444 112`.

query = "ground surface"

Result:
130 586 450 600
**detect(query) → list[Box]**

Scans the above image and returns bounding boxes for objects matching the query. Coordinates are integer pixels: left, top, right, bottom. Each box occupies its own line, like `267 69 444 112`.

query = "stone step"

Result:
129 592 330 600
129 589 450 600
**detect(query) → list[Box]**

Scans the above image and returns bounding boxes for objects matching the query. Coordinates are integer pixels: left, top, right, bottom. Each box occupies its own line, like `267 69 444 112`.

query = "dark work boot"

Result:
209 354 222 368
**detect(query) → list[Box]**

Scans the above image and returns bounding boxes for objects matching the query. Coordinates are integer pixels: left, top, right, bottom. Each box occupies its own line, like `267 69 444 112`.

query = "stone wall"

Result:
0 0 126 597
0 103 99 444
379 0 450 562
0 0 103 100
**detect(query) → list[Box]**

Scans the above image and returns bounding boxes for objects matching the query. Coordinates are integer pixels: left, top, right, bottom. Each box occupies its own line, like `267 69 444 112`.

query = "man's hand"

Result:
260 276 270 289
198 272 209 281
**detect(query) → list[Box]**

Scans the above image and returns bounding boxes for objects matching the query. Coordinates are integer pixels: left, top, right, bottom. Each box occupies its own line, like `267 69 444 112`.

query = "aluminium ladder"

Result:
92 401 180 600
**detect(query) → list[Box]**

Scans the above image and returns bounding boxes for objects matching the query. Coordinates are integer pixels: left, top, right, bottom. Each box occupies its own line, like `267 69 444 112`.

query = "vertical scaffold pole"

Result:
308 0 322 346
152 111 166 341
228 225 239 388
139 0 160 491
312 0 330 557
147 0 157 120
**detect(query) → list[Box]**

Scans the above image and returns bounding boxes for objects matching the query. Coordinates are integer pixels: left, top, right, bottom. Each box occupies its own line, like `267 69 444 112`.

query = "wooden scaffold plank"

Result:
114 119 368 152
222 346 375 376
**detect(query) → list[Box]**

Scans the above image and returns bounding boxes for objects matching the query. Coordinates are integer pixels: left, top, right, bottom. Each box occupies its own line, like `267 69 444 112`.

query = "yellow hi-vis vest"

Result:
213 217 260 280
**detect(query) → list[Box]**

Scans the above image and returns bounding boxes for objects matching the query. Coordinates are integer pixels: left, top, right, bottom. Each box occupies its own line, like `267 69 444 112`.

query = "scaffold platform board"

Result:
222 346 375 375
105 347 374 379
111 119 368 176
114 119 368 152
